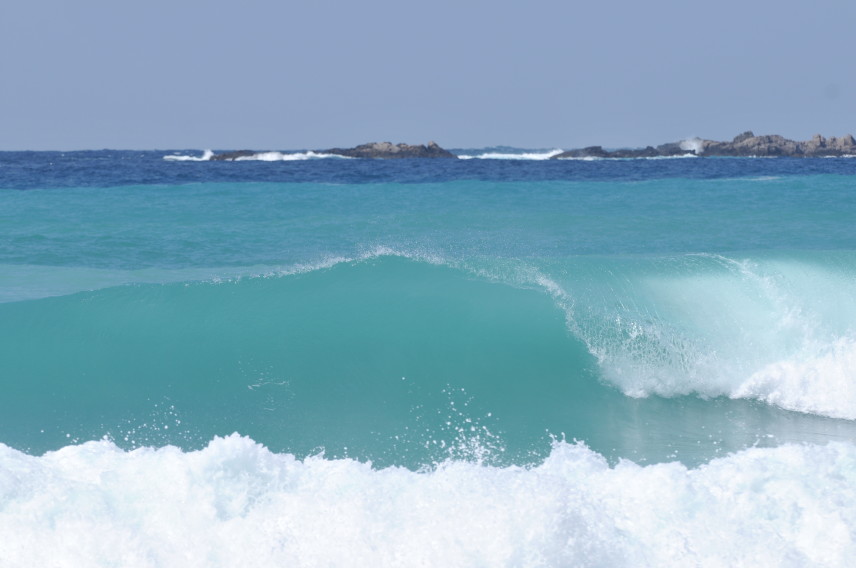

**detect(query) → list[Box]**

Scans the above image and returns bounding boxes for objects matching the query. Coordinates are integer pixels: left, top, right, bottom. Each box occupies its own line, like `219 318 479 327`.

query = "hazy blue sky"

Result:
1 0 854 150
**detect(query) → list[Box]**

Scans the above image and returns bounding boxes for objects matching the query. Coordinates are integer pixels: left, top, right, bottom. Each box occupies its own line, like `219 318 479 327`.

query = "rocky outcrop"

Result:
552 132 856 159
555 144 684 159
323 141 458 159
209 141 458 160
707 131 856 157
700 132 800 156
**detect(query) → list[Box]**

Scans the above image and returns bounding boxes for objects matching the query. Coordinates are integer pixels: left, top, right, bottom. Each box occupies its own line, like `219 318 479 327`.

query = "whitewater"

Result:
2 150 856 566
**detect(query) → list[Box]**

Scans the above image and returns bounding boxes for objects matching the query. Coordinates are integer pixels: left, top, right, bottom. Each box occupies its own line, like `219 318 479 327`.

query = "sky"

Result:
1 0 854 150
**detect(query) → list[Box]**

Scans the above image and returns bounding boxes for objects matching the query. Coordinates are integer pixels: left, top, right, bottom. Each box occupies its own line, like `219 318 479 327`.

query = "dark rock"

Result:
610 146 661 158
700 132 856 157
553 144 684 160
551 146 610 159
732 131 756 144
209 150 257 161
801 134 856 156
208 142 458 161
702 134 800 156
656 142 692 156
324 141 458 159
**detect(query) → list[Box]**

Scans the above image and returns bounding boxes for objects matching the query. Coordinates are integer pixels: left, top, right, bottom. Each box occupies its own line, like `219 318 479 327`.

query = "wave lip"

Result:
2 435 855 567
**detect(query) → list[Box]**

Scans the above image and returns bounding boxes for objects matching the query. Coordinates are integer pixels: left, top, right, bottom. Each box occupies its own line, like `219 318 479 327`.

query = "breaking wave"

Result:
457 149 564 160
162 151 342 162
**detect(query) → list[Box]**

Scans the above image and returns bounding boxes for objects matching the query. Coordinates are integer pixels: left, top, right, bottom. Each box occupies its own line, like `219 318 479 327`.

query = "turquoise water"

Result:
3 154 856 565
4 172 856 466
5 176 856 269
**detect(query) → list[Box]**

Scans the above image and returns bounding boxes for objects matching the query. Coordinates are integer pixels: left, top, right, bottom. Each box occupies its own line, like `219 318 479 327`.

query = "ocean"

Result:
2 148 856 566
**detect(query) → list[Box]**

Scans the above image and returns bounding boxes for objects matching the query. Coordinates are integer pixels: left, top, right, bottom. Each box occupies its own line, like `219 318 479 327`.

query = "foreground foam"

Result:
1 435 854 567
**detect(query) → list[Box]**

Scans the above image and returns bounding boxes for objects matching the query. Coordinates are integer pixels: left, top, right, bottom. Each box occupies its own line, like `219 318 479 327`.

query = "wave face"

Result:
0 256 601 465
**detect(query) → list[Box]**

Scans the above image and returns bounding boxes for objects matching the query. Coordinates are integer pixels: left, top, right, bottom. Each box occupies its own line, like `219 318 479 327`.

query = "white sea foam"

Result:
1 435 854 567
457 149 564 160
554 153 698 161
162 150 342 161
162 150 214 161
734 337 856 419
644 153 699 159
552 155 603 161
233 151 341 161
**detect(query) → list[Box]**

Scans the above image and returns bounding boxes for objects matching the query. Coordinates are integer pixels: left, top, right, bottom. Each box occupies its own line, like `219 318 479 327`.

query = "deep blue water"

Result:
2 149 855 189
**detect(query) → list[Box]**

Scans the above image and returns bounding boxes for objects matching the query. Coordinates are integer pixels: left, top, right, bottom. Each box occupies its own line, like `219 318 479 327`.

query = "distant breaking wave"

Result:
554 153 699 161
457 149 564 160
232 151 343 161
164 149 566 161
163 150 215 161
163 150 343 162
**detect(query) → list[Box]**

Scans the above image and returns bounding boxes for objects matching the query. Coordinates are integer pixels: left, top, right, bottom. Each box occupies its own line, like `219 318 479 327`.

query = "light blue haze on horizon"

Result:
1 0 854 151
